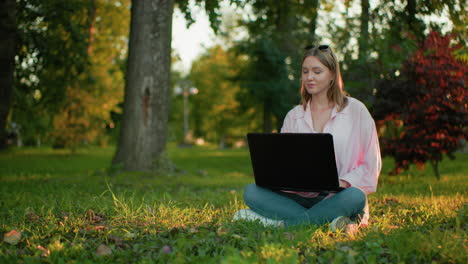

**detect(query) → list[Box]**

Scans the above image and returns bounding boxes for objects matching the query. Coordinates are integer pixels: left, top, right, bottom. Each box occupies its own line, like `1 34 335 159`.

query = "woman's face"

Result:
302 56 334 97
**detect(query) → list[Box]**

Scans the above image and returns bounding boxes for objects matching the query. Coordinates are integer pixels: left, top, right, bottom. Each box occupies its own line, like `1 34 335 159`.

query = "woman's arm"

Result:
340 107 382 195
280 110 295 133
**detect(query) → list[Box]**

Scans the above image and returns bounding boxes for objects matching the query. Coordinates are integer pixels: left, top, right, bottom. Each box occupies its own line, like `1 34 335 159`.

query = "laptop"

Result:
246 133 344 192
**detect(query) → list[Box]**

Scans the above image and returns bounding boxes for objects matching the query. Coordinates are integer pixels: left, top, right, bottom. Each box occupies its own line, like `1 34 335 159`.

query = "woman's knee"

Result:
243 183 259 204
343 187 367 209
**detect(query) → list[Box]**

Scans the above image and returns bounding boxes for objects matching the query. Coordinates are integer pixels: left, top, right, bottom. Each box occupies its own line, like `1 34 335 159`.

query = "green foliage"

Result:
167 63 185 143
0 146 467 263
174 0 223 33
235 36 299 120
12 0 130 148
327 0 465 106
50 0 130 149
234 0 315 132
326 0 422 105
188 46 251 147
453 46 468 63
13 0 91 144
10 0 465 150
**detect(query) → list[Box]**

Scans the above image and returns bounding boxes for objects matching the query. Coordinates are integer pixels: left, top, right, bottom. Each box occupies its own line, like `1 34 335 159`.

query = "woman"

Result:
234 45 382 232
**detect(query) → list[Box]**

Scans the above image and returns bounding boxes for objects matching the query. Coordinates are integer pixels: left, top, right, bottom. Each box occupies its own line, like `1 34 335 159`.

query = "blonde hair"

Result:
300 46 348 111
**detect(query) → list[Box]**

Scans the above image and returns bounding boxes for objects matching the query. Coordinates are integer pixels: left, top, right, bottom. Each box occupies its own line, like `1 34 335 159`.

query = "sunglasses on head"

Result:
304 45 329 50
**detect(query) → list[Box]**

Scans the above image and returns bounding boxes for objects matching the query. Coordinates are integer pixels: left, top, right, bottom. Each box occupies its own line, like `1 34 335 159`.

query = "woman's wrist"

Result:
339 180 351 188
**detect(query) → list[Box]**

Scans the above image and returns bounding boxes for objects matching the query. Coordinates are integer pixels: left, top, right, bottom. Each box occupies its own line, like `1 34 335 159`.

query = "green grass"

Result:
0 145 466 263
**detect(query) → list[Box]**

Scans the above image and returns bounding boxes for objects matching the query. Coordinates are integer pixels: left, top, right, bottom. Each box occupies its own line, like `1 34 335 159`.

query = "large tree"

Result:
113 0 174 171
0 0 16 149
358 0 369 62
113 0 226 171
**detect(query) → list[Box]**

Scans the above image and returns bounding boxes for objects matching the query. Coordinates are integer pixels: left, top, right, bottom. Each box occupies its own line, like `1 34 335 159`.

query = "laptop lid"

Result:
246 133 342 192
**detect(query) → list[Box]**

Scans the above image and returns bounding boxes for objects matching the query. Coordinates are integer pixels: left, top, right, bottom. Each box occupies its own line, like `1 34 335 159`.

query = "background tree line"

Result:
1 0 130 151
0 0 466 176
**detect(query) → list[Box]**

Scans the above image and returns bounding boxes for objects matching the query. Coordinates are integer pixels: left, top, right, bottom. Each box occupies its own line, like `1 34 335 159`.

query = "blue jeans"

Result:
243 184 366 227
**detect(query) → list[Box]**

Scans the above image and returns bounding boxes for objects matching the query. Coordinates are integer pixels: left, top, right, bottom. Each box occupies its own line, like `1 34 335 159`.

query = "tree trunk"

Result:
405 0 424 40
113 0 174 171
276 1 294 54
263 98 272 133
430 160 440 180
406 0 416 31
87 0 97 55
358 0 369 61
219 134 226 149
0 0 16 149
308 0 320 44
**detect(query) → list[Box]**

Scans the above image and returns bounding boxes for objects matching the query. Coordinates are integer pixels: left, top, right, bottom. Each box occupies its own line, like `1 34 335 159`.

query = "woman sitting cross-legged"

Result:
233 44 382 233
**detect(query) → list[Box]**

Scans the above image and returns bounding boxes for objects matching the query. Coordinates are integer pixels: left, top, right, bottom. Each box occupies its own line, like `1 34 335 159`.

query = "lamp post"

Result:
175 85 198 145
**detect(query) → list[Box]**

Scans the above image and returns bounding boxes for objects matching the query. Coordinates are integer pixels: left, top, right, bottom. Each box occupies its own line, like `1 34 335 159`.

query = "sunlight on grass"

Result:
0 146 466 263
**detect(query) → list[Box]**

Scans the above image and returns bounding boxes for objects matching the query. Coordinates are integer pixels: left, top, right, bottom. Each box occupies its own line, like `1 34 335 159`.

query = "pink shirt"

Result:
281 97 382 224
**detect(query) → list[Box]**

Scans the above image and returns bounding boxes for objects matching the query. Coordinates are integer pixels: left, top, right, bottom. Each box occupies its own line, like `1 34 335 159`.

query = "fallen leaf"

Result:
92 214 104 223
383 224 400 234
26 212 40 222
85 209 105 223
96 244 112 256
86 209 95 220
84 225 108 232
162 245 172 254
60 212 69 220
3 230 21 245
37 245 50 257
94 225 107 231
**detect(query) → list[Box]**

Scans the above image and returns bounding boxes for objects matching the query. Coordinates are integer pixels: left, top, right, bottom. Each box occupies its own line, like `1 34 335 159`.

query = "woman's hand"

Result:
339 180 351 188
